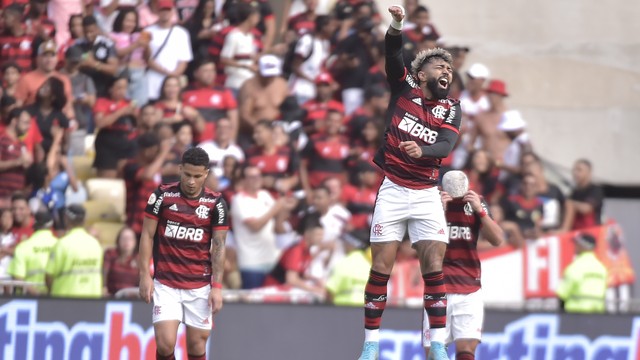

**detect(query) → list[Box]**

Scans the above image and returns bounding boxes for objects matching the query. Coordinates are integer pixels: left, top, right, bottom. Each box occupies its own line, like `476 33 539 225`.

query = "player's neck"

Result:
179 183 203 199
421 85 436 101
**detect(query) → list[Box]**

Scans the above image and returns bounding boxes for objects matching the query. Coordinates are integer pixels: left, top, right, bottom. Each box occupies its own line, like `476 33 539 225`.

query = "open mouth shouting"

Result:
438 76 450 89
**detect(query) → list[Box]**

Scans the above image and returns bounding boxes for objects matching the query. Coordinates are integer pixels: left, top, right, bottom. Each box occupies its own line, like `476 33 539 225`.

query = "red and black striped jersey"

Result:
0 31 35 72
0 133 26 197
373 34 462 190
144 182 229 289
443 198 489 294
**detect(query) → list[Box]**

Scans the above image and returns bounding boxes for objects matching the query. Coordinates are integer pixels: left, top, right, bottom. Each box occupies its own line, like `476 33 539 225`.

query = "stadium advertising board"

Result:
0 299 638 360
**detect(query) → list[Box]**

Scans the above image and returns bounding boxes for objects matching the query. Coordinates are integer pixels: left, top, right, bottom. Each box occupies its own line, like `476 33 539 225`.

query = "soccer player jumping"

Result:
357 5 463 360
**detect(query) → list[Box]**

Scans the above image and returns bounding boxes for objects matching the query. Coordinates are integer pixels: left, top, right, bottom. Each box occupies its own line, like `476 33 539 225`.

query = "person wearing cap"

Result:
326 229 372 306
14 40 76 120
0 4 36 73
300 71 345 135
237 54 289 146
496 109 532 181
8 211 58 295
144 0 193 100
45 204 104 298
123 132 172 237
422 170 503 360
287 15 336 105
556 232 608 313
474 79 510 162
357 6 462 360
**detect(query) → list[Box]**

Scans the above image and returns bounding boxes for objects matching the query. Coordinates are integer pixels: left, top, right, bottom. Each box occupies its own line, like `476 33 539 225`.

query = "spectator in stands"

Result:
231 165 296 289
103 226 140 297
288 15 336 105
8 210 56 295
307 184 351 281
465 149 502 204
475 79 510 162
447 46 470 99
199 117 245 180
238 55 289 147
154 76 205 134
557 233 607 313
11 192 34 243
522 154 570 233
75 15 119 97
24 0 55 41
93 73 137 178
300 109 350 192
145 0 193 101
220 3 261 94
245 120 300 196
326 229 371 306
56 14 84 66
138 0 179 28
2 63 21 98
0 207 17 290
110 8 150 105
60 45 96 155
349 118 383 170
567 159 604 231
0 108 33 207
223 0 276 52
0 4 36 73
286 0 318 38
346 85 388 140
333 17 377 115
500 173 543 241
402 6 438 64
14 40 75 120
263 212 325 296
136 103 162 136
185 0 221 76
182 58 238 142
301 72 344 135
45 204 103 298
26 77 70 154
124 132 171 236
342 161 378 232
496 110 532 182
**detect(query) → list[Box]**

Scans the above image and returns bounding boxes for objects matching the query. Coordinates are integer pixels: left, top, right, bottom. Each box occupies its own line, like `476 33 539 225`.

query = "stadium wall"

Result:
0 297 638 360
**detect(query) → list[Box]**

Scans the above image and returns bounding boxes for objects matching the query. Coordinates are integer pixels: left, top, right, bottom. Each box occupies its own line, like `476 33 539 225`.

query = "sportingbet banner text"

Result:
480 221 635 302
0 299 639 360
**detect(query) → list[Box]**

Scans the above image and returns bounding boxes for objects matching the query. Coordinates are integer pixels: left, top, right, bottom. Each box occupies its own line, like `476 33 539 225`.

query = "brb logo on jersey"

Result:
165 220 204 241
398 112 438 144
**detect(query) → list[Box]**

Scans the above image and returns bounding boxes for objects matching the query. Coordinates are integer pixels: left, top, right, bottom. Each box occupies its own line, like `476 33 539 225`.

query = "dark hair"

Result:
254 119 272 130
235 3 258 23
171 120 192 134
6 107 27 126
11 192 29 203
108 72 129 91
413 5 429 16
36 77 66 111
297 212 322 235
82 15 98 28
115 226 136 254
137 132 160 149
191 56 215 72
181 147 210 168
315 15 332 33
112 8 139 33
68 14 83 39
1 61 20 74
159 75 180 100
188 0 216 33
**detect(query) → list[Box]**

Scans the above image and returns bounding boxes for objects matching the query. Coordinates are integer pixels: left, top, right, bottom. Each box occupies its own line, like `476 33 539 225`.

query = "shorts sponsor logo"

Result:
373 223 383 237
164 224 204 241
195 205 210 220
147 193 157 205
398 113 438 144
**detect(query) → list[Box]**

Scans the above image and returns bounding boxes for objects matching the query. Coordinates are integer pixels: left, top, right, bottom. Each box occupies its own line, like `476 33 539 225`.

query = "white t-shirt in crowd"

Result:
288 34 331 101
230 190 281 271
459 90 490 117
198 140 245 178
145 24 193 99
500 132 530 180
220 28 257 90
308 204 351 280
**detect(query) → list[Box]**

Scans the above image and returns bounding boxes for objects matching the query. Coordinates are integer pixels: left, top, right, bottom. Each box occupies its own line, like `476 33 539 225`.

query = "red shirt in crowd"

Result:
287 12 315 36
182 85 237 142
263 240 311 287
11 218 34 244
0 132 26 198
103 248 140 295
341 184 377 231
302 133 350 188
301 99 344 133
93 98 135 132
245 145 299 182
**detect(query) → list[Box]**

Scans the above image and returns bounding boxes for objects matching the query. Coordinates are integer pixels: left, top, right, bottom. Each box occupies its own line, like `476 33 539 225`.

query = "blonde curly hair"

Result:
410 48 453 77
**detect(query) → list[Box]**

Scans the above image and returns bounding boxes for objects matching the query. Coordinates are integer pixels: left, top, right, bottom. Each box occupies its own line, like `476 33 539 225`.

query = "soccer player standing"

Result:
139 147 229 360
357 5 463 360
423 171 504 360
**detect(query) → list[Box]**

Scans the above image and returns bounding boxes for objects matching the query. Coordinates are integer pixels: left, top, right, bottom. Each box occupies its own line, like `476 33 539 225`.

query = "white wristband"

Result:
390 5 405 31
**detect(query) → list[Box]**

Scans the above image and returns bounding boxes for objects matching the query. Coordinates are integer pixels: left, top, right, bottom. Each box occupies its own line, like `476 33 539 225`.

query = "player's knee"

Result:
455 339 479 354
186 328 210 354
155 329 178 354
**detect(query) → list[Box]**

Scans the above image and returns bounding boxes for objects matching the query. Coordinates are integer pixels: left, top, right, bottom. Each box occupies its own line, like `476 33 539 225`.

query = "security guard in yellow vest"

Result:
45 205 103 298
8 211 58 295
326 230 372 306
557 233 608 313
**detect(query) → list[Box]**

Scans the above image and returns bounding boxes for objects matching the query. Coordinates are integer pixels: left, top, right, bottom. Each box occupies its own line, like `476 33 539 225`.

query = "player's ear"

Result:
417 70 427 82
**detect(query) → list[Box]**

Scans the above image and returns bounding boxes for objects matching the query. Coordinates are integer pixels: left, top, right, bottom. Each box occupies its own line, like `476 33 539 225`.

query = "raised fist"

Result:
388 5 405 22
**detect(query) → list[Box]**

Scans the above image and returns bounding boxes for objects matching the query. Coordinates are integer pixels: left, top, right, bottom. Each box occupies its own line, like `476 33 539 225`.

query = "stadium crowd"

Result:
0 0 605 301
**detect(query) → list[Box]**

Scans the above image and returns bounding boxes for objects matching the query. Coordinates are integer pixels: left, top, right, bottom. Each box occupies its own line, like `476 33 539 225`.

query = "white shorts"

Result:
152 280 213 330
422 289 484 346
370 178 448 244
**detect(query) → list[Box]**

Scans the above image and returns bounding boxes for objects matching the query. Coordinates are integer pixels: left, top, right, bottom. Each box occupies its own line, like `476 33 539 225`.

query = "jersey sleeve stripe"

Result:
440 123 460 134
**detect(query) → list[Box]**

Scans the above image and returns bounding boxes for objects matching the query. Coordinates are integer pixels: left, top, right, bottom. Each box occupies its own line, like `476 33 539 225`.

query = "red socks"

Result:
156 352 175 360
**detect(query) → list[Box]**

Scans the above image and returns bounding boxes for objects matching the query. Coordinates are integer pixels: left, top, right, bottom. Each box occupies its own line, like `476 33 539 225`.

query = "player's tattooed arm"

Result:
210 230 227 284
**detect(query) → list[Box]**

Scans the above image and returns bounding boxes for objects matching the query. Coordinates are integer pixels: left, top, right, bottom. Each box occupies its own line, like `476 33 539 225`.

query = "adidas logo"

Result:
365 302 378 309
203 318 209 325
411 97 422 106
430 300 446 308
169 204 178 211
438 229 445 235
